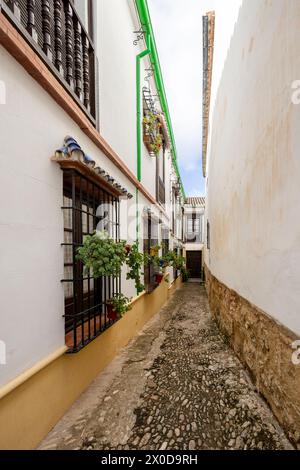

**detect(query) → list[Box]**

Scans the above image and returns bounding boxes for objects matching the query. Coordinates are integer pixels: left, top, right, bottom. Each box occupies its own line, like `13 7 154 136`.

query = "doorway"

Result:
186 251 202 279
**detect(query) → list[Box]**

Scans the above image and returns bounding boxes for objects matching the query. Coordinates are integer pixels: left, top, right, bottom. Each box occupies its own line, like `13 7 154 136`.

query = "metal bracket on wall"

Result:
145 67 155 83
133 27 146 46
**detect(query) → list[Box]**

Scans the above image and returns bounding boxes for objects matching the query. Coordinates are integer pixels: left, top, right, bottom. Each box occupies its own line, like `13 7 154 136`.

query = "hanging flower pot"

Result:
143 133 155 155
155 273 164 284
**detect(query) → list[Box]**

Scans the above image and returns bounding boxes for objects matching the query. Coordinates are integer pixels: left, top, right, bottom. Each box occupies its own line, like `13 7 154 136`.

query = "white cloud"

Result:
148 0 243 193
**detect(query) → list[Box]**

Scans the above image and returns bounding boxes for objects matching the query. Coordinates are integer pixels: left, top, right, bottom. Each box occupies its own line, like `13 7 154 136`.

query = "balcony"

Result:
1 0 96 124
185 233 203 244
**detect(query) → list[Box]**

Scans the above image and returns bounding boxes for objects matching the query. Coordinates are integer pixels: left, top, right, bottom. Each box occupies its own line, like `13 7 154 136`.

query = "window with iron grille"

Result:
173 247 179 280
143 215 158 293
161 226 169 257
62 169 120 352
156 143 166 206
186 213 202 243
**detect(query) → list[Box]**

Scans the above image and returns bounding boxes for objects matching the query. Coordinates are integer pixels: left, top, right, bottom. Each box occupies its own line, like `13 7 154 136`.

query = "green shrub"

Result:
77 231 127 278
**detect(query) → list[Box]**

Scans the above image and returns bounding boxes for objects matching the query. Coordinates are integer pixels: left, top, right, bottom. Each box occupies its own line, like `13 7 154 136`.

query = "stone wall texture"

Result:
205 267 300 447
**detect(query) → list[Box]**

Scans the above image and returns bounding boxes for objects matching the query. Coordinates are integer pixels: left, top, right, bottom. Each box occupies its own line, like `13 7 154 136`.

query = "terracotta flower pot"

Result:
143 131 156 155
107 303 118 321
155 273 164 284
125 244 132 255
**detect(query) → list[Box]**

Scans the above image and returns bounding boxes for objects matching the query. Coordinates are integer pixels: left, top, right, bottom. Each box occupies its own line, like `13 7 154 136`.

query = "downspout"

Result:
135 32 151 245
135 0 186 199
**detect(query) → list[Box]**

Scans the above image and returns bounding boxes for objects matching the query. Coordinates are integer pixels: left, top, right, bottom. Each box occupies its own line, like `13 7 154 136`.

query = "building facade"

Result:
0 0 185 449
203 0 300 446
183 197 205 280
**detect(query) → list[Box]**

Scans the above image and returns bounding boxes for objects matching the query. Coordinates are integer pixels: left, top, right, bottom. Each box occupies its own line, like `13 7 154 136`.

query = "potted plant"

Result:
143 112 158 134
162 250 178 268
180 266 190 283
143 112 163 156
150 253 166 285
106 294 132 321
77 231 127 278
150 134 163 155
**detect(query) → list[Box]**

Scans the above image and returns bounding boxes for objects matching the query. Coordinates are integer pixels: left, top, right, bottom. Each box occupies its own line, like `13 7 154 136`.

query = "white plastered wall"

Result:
0 45 135 387
205 0 300 336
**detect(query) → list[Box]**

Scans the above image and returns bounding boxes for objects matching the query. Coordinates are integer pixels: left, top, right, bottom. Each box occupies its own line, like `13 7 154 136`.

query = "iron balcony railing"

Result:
1 0 96 124
185 234 204 244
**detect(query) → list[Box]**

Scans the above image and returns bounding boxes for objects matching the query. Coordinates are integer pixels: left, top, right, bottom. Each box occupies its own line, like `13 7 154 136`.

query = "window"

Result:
62 169 120 352
186 213 202 243
143 215 159 293
156 142 166 205
207 220 210 250
173 247 179 280
161 226 170 257
172 188 176 234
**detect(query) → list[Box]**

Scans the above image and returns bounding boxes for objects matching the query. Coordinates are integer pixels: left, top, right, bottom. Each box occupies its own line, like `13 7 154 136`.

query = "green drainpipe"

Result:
135 32 151 245
135 0 186 199
136 33 151 183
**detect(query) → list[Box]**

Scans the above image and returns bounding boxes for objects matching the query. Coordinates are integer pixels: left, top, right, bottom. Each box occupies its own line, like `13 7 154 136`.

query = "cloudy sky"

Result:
148 0 242 197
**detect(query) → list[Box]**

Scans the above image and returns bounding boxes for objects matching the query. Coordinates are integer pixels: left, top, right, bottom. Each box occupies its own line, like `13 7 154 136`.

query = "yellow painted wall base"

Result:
0 276 182 450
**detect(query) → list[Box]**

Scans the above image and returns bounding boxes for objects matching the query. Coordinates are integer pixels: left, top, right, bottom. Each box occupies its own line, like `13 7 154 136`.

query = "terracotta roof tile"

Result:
185 197 206 207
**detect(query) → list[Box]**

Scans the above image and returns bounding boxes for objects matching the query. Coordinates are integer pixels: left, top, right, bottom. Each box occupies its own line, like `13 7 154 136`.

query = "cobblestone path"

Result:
39 283 292 451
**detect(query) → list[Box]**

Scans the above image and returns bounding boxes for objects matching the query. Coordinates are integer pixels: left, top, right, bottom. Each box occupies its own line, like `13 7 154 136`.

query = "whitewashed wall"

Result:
98 0 137 177
0 0 180 386
99 0 154 199
205 0 300 336
0 45 136 387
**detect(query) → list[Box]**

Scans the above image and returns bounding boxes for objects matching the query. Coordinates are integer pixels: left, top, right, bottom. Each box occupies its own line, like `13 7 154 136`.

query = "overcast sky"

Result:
148 0 242 197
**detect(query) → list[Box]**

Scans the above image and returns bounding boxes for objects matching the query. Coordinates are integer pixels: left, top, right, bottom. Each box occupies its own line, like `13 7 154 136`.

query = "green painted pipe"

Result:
136 33 151 183
135 0 185 198
135 33 151 245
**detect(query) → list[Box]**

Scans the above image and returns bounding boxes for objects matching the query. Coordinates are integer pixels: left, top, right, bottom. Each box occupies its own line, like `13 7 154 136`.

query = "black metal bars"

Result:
61 169 120 352
2 0 96 123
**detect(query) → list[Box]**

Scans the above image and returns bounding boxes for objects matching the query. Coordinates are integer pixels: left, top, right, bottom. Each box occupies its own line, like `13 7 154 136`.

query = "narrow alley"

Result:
39 283 291 451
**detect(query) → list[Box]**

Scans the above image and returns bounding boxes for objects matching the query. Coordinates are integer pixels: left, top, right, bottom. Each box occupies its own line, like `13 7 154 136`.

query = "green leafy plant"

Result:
160 251 188 281
162 251 178 268
143 113 163 156
175 255 186 270
77 231 127 278
150 134 163 155
107 294 132 318
143 112 159 133
180 266 190 283
126 242 147 295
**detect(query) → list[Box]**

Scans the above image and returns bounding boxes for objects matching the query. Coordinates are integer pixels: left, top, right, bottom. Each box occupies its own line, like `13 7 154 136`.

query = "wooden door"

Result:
186 251 202 279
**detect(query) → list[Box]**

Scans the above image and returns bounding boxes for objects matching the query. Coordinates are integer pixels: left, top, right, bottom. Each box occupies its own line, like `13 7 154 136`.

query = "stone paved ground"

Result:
39 283 293 451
